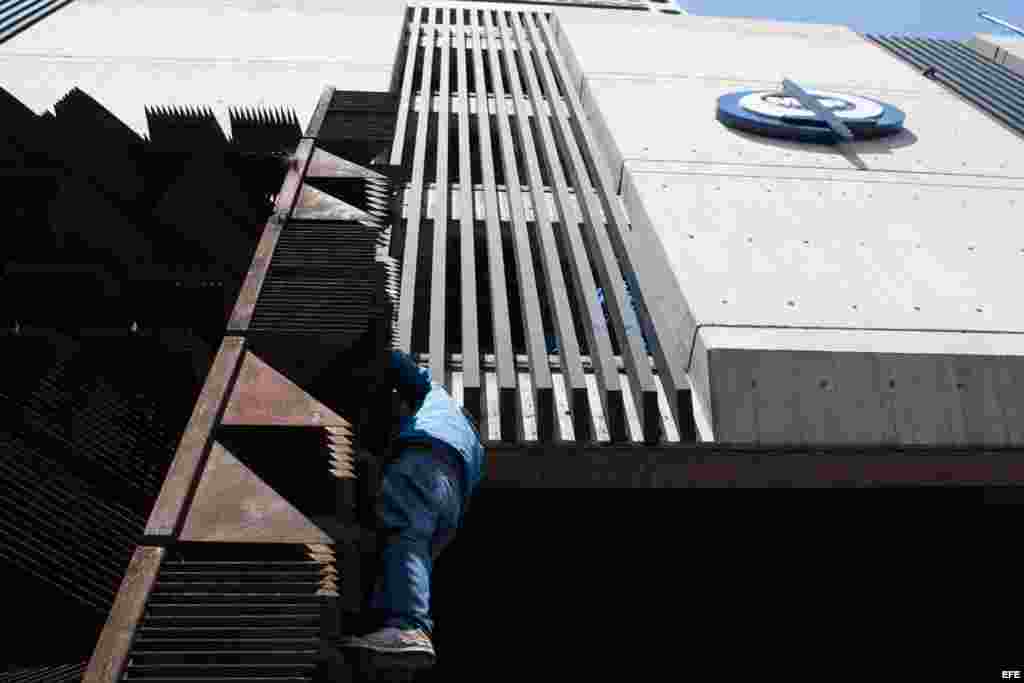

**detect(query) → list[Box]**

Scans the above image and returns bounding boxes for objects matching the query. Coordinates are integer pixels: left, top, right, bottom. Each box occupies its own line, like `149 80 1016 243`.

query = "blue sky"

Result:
680 1 1024 39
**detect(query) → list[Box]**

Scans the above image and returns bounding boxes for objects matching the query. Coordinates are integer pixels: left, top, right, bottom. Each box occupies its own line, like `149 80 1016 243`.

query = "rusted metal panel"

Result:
272 137 314 219
221 350 352 428
179 441 335 544
227 218 284 333
483 443 1024 487
306 146 390 180
292 183 379 223
83 546 165 683
143 337 245 542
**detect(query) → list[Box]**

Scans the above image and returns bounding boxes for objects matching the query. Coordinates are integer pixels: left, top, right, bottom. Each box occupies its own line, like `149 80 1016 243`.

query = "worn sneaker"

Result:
341 627 436 658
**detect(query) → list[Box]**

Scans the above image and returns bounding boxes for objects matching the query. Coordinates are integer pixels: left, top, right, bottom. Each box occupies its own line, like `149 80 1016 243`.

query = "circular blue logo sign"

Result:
717 89 905 143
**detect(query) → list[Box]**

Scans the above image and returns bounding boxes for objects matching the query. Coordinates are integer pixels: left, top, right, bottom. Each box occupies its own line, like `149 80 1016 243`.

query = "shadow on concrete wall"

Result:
724 126 919 172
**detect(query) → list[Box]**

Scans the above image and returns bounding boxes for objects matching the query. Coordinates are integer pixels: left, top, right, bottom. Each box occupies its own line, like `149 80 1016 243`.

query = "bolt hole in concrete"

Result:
786 300 796 307
913 306 921 311
851 304 859 310
818 378 832 390
889 379 896 389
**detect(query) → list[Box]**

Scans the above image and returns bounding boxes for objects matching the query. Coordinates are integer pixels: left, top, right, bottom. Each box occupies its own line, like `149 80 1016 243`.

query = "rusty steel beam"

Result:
142 337 246 542
226 218 286 334
83 546 165 683
227 138 314 334
305 86 336 139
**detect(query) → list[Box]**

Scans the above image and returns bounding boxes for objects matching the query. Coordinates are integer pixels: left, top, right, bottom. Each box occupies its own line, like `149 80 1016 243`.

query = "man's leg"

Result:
346 448 461 655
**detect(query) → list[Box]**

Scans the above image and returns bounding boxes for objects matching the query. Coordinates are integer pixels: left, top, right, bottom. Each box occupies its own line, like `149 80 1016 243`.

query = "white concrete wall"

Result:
0 0 408 137
555 10 1024 444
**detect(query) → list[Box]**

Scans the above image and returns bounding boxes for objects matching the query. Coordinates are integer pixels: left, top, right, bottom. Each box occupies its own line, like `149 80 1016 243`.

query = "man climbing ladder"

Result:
342 350 484 666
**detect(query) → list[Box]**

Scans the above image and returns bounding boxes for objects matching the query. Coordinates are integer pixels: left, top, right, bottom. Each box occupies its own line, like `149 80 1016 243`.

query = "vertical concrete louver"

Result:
389 3 697 445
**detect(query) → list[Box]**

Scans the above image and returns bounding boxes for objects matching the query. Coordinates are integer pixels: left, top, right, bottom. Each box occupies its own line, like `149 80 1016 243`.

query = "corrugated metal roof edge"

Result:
0 0 77 46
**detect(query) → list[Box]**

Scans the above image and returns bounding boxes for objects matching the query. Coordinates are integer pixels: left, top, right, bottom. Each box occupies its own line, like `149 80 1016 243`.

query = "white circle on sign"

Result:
739 90 884 121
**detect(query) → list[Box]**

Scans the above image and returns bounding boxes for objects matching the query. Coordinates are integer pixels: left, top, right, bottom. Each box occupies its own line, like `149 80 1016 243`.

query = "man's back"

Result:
388 351 485 496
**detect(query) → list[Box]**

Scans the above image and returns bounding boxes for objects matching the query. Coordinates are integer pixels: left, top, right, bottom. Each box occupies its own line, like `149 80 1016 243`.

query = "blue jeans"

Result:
369 447 463 635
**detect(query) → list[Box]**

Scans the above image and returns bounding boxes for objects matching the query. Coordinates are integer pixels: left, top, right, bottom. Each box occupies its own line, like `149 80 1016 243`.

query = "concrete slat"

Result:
455 8 482 425
530 12 659 443
515 11 620 442
482 9 555 442
468 7 518 442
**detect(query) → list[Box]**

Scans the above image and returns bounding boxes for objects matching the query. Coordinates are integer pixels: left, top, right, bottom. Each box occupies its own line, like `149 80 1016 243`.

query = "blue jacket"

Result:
389 351 485 497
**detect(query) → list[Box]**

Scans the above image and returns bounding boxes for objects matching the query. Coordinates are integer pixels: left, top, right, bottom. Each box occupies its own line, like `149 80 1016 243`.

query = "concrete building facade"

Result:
4 2 1024 680
4 0 1024 448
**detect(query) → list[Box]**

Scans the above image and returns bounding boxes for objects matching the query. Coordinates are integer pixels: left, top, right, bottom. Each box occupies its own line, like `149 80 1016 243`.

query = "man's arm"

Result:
389 350 432 410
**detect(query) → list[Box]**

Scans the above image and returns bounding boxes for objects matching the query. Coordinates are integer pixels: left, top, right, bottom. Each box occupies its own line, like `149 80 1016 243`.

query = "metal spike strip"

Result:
229 105 302 152
374 251 402 349
305 544 339 597
327 426 356 480
249 215 383 333
145 103 227 148
122 549 326 681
